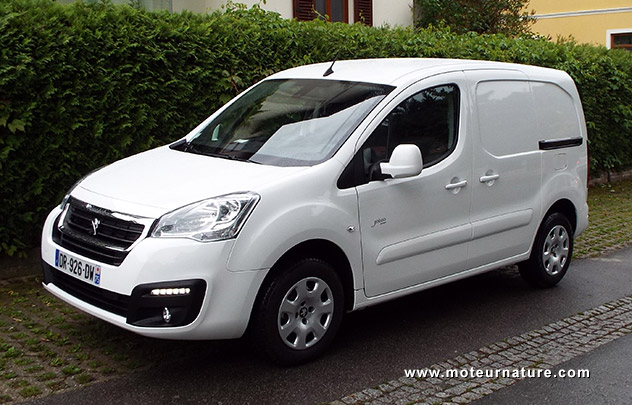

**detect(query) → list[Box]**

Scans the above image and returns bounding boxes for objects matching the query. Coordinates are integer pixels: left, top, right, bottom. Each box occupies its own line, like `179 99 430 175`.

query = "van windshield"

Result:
182 79 393 166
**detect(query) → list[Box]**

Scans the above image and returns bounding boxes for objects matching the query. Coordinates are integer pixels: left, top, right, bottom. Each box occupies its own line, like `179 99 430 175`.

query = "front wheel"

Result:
254 258 344 366
519 213 574 288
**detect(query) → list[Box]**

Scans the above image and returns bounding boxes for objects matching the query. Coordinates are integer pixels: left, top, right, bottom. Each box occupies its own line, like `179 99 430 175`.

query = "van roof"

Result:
268 58 568 87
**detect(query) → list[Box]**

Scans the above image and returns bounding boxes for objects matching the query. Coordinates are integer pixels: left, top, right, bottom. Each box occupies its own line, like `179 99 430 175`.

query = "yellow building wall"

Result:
529 0 632 46
530 0 632 14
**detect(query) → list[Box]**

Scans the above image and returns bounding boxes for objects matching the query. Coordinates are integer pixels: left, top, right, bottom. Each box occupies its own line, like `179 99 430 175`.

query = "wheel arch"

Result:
249 239 355 328
543 199 577 233
274 239 353 310
522 198 578 265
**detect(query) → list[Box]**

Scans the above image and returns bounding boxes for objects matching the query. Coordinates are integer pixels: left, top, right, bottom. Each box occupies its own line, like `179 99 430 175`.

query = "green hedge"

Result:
1 0 631 256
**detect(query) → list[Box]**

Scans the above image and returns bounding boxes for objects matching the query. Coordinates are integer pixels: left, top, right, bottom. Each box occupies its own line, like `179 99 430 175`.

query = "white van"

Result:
41 59 588 365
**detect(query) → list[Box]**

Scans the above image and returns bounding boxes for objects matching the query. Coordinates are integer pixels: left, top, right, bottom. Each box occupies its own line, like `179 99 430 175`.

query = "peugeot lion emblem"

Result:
91 218 100 236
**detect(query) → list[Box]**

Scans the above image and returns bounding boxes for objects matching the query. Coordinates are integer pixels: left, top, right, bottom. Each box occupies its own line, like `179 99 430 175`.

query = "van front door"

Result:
355 75 473 297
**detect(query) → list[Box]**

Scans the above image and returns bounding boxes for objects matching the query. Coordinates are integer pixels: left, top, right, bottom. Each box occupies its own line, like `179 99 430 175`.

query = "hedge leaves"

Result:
1 0 631 256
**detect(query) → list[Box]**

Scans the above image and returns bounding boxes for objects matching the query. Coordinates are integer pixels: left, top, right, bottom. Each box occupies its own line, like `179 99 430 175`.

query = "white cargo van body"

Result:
41 59 588 365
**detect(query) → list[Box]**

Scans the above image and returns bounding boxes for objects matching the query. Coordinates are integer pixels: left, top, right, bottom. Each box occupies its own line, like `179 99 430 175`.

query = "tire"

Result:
254 258 344 366
519 213 574 288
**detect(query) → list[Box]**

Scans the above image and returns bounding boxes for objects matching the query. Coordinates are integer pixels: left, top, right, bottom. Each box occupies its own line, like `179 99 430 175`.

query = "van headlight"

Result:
151 192 260 242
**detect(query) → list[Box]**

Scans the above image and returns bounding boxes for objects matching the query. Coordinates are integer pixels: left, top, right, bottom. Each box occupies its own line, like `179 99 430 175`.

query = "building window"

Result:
294 0 373 25
293 0 348 22
612 33 632 51
354 0 372 26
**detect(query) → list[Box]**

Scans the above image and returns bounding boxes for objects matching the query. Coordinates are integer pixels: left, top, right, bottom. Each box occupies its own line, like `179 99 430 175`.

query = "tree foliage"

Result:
414 0 535 36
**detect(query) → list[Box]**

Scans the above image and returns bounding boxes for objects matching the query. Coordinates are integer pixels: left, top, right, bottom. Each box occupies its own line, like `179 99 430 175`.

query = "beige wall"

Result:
173 0 215 14
533 11 632 45
371 0 413 26
529 0 632 46
529 0 631 14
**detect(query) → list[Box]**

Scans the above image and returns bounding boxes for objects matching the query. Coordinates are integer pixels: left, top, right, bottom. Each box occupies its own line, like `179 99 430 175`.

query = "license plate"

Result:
54 249 102 286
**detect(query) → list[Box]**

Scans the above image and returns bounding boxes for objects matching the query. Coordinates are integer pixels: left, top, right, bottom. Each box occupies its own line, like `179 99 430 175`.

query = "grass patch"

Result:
19 385 42 398
8 380 29 389
46 380 68 392
37 372 57 382
61 365 82 376
100 367 118 376
76 373 95 385
575 180 632 258
87 360 102 369
15 357 34 366
49 357 65 367
25 365 44 374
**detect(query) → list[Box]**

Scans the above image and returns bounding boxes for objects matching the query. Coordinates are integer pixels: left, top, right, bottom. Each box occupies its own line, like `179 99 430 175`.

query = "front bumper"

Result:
41 208 267 340
42 263 206 327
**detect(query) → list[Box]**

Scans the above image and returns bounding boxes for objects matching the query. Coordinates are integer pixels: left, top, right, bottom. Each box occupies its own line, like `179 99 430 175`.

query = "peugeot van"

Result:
41 59 588 365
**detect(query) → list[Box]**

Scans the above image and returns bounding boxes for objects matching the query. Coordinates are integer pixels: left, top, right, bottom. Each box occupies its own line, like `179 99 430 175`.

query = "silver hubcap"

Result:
277 277 334 350
542 225 569 276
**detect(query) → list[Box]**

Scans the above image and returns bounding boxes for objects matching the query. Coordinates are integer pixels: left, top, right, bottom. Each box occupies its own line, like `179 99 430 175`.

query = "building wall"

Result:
173 0 413 26
529 0 632 47
372 0 413 27
173 0 293 16
58 0 173 11
57 0 413 26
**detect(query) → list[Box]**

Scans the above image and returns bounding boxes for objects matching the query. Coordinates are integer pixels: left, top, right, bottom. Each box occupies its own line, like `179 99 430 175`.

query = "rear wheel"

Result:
254 258 344 366
519 213 574 288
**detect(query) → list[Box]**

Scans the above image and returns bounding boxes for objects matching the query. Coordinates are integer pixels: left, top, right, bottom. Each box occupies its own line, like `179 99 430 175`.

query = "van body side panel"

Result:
226 160 364 290
467 72 543 267
532 79 589 236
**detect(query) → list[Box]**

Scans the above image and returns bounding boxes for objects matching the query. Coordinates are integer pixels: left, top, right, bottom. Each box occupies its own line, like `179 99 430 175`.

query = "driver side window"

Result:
362 84 460 178
338 84 460 189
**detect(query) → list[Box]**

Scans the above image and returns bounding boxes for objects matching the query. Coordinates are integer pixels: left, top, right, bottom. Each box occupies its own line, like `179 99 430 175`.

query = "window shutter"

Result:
354 0 373 26
294 0 316 21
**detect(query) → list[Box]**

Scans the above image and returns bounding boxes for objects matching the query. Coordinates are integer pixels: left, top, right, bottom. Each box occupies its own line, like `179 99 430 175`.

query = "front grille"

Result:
43 262 129 317
66 204 144 249
52 197 148 266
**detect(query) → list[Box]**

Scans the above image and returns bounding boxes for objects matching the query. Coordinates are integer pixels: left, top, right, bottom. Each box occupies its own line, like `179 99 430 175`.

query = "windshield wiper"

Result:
169 139 206 155
208 152 260 164
226 154 259 163
188 145 259 164
171 139 259 163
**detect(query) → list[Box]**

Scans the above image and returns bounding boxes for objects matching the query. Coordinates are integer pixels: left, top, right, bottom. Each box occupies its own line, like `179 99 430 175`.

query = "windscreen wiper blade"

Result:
171 140 259 163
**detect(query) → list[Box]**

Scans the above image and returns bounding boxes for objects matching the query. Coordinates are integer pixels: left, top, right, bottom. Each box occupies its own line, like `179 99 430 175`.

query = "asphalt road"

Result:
476 333 632 404
27 247 632 404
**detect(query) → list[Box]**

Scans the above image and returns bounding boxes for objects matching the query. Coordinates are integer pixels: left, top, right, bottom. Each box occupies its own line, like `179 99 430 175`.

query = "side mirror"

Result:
380 144 423 179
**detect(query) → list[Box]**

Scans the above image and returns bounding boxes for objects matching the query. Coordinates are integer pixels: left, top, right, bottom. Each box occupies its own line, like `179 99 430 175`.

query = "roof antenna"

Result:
323 60 336 77
323 52 340 77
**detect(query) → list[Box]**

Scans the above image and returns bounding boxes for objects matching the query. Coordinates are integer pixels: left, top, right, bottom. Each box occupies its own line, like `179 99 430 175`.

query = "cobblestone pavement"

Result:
331 295 632 405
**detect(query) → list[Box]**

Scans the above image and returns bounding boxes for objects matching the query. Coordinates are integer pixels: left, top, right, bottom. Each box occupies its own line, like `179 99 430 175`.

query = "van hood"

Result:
76 145 305 213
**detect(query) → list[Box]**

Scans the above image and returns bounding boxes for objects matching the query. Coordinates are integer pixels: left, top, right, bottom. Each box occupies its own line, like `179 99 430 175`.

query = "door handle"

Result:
445 179 468 194
479 172 500 186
